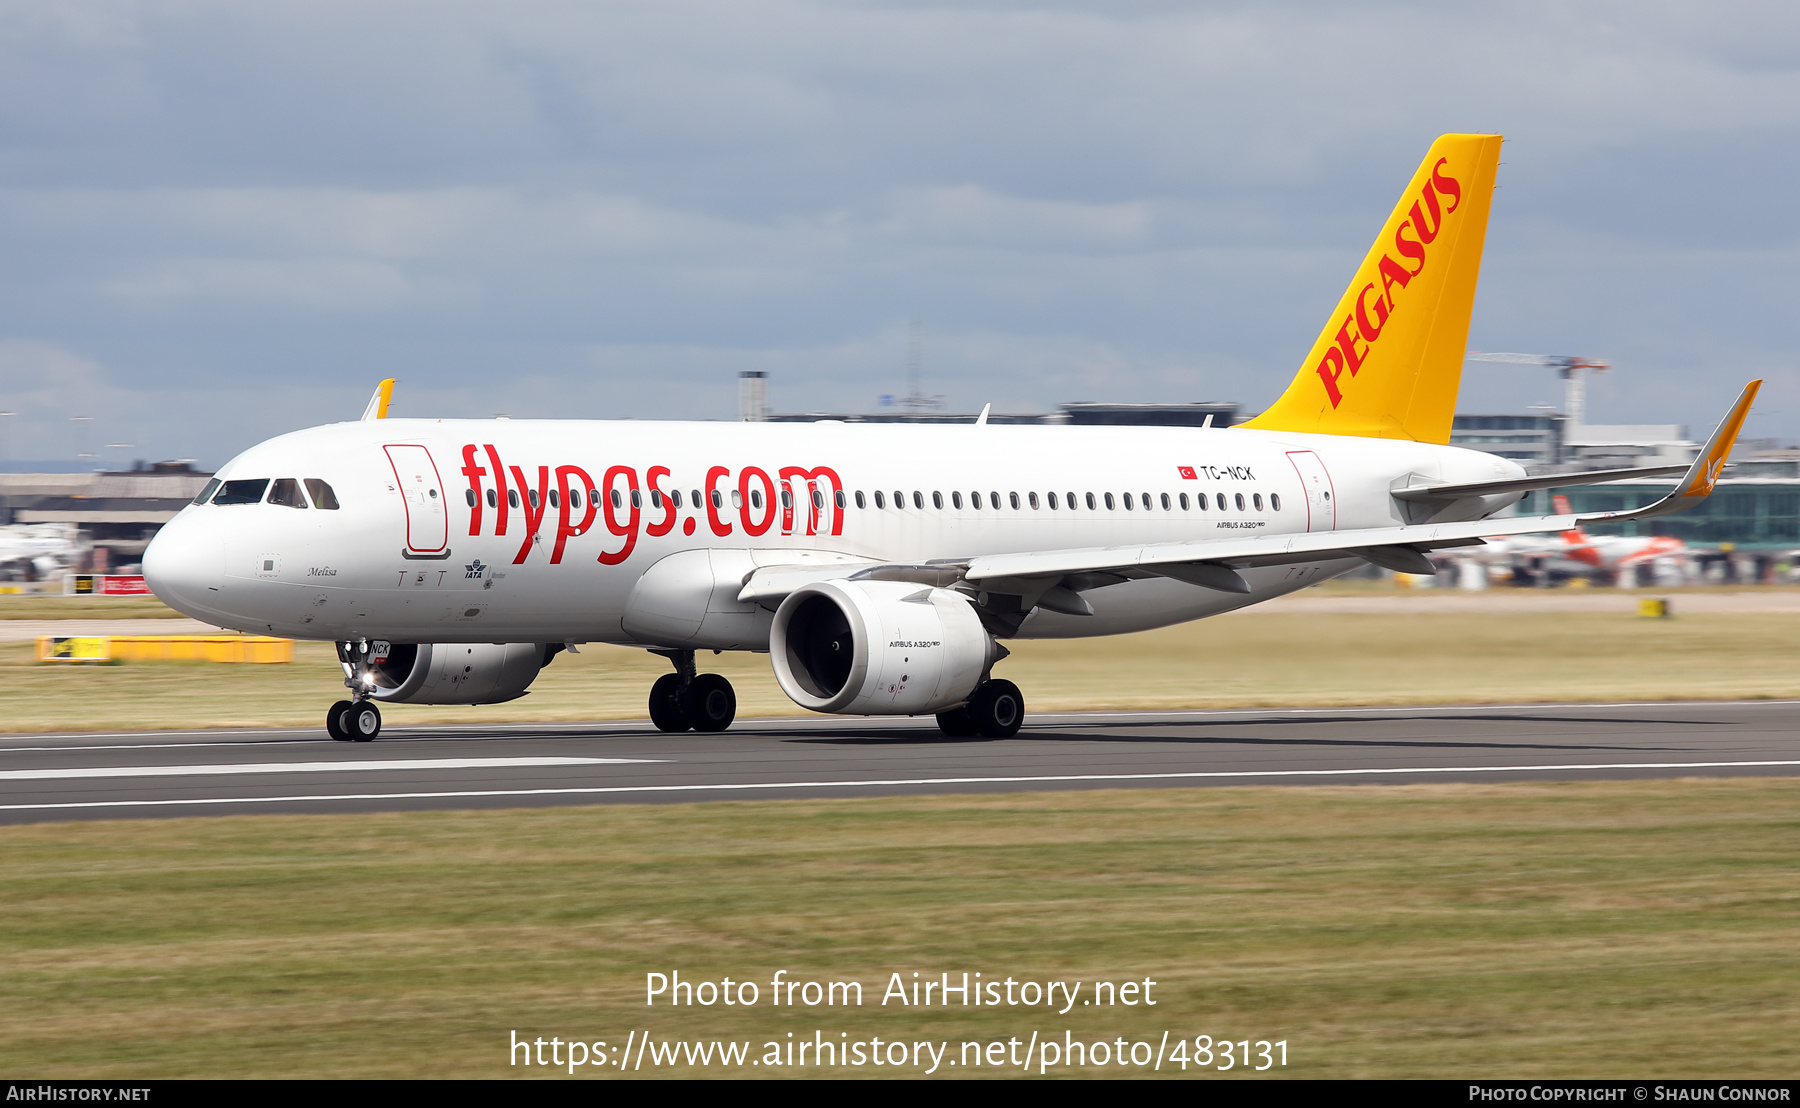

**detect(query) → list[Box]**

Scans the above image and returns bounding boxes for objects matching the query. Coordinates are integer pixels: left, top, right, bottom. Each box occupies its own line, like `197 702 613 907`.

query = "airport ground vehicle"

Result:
141 134 1759 740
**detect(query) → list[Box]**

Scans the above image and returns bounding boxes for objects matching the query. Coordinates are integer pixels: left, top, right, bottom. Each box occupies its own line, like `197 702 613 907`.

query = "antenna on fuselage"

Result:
975 403 991 426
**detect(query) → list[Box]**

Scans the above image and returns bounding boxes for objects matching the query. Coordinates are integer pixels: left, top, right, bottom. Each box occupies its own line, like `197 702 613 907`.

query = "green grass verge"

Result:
0 595 185 619
5 605 1800 732
2 780 1796 1077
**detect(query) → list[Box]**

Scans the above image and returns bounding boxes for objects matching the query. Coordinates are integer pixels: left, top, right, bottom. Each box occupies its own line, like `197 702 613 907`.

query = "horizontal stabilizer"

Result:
1392 464 1691 503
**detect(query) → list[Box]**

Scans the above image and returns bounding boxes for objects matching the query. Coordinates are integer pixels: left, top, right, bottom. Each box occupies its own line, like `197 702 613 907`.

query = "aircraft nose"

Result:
142 511 224 619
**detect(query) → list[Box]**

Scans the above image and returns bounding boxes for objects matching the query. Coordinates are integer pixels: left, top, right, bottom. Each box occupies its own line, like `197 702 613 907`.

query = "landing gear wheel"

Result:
935 706 981 738
967 679 1024 739
346 700 382 742
681 673 737 733
648 673 692 733
326 700 354 742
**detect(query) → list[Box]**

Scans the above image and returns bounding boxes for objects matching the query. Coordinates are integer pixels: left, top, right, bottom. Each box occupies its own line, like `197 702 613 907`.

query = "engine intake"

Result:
354 642 556 705
770 579 997 715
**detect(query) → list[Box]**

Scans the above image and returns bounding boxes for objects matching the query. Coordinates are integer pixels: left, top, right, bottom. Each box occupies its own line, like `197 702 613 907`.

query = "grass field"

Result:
2 779 1796 1078
4 599 1799 732
0 595 187 619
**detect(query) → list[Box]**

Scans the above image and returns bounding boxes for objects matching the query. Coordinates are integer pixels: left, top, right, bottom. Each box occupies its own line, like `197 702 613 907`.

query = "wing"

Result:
737 381 1759 615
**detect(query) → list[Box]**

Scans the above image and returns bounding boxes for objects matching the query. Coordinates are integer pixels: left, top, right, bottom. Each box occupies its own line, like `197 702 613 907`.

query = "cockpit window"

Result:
192 478 221 506
267 478 308 509
212 478 270 505
304 478 340 510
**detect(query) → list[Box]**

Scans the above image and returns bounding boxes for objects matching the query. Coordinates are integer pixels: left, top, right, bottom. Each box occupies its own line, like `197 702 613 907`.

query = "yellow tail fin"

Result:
1243 134 1504 443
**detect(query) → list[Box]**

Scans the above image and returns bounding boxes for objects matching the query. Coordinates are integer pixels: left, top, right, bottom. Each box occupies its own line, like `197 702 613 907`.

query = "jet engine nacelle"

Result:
355 642 556 705
770 579 998 715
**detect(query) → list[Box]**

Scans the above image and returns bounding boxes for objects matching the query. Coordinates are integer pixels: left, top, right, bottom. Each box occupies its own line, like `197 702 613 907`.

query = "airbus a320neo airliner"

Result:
142 134 1759 741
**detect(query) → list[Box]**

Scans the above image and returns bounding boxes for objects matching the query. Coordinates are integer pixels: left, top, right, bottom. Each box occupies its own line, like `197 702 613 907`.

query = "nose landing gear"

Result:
647 649 737 733
327 640 384 742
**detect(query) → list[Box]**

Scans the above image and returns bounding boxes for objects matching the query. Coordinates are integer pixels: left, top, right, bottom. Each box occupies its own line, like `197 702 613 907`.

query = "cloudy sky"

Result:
2 0 1796 468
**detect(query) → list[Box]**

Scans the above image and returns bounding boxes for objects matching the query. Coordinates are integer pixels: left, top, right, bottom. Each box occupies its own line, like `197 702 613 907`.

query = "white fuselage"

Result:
142 418 1524 645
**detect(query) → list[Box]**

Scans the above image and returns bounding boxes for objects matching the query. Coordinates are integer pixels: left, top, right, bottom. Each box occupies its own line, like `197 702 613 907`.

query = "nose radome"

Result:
142 512 224 620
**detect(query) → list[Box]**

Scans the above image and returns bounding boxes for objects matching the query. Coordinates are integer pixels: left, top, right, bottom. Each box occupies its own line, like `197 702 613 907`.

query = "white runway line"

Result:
0 756 658 781
2 758 1797 812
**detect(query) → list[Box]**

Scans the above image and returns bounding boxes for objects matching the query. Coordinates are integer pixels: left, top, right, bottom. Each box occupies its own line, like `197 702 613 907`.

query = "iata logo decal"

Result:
464 558 487 579
1316 157 1463 408
458 445 844 567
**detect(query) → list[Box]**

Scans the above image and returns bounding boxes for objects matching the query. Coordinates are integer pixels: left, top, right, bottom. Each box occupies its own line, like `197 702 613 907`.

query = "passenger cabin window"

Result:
856 491 866 509
1123 493 1134 511
1253 493 1263 510
933 491 943 509
1235 493 1246 511
971 491 983 509
1104 492 1114 510
834 490 845 509
1161 493 1171 511
952 491 963 509
485 488 497 508
267 478 307 509
1271 494 1281 511
672 490 684 509
549 489 559 509
913 491 923 509
1086 492 1096 510
874 490 885 509
213 478 269 505
192 478 220 506
465 489 477 507
1028 492 1039 509
1047 492 1058 509
894 490 904 507
528 489 540 508
508 490 520 509
648 490 660 508
1179 493 1189 510
1065 491 1076 508
1197 492 1208 510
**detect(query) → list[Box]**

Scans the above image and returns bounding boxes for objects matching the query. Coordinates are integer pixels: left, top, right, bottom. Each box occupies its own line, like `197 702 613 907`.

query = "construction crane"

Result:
1466 352 1610 428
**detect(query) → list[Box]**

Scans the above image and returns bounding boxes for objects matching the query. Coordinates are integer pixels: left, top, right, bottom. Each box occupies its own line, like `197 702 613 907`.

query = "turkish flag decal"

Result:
1177 466 1197 480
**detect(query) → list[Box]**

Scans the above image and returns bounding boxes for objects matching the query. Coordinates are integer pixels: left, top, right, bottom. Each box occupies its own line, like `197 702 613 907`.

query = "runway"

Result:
1 700 1797 823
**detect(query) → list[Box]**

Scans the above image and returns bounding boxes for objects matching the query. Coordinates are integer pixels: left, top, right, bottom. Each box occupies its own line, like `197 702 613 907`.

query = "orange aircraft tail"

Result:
1243 134 1504 444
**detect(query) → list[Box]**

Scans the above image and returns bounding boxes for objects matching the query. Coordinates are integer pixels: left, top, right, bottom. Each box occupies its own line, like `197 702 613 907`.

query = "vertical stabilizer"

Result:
1243 134 1503 443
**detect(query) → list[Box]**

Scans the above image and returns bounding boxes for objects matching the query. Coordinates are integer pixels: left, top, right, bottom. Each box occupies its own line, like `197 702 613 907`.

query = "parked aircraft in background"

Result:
141 134 1760 741
1463 495 1690 586
0 523 83 582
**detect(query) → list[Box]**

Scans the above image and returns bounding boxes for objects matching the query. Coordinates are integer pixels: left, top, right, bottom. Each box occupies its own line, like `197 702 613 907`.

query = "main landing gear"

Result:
935 678 1024 739
648 649 737 733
